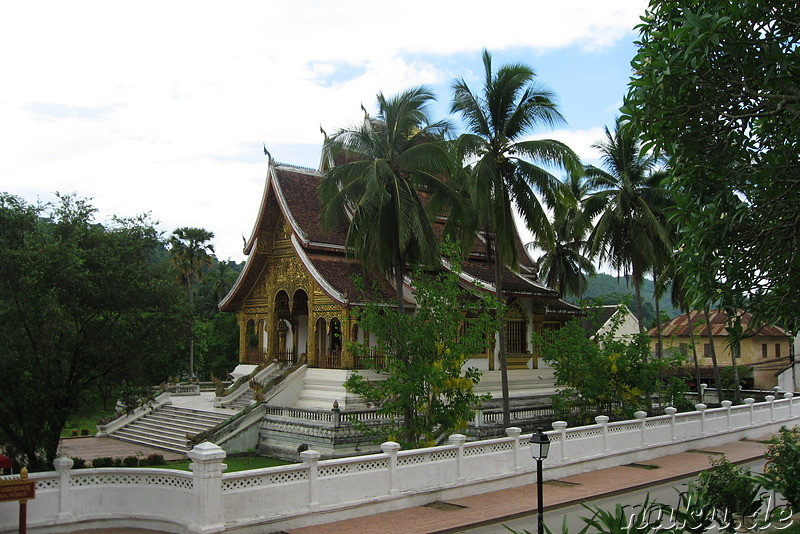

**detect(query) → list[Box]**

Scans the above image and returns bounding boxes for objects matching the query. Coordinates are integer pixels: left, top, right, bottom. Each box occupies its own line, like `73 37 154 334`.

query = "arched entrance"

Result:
274 291 294 364
292 289 309 362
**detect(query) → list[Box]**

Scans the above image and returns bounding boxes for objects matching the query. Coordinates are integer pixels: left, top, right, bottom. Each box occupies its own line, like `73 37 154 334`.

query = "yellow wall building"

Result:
650 310 791 390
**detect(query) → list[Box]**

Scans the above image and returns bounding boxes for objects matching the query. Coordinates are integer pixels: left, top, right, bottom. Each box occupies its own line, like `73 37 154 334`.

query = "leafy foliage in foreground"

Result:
625 0 800 331
344 242 499 449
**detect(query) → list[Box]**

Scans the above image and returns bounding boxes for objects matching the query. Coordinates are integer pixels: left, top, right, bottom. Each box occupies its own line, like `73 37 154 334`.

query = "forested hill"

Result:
569 273 682 327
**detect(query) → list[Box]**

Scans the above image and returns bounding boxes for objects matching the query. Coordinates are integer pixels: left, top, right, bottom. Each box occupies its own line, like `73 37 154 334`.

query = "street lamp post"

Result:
529 427 551 534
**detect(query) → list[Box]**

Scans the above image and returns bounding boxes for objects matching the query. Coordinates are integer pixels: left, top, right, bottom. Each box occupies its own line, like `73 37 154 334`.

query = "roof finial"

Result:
263 143 272 163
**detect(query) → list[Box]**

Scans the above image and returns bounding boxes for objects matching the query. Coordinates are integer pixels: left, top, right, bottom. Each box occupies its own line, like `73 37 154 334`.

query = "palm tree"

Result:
451 49 580 426
168 227 215 379
528 170 596 299
206 260 239 304
319 86 455 315
585 118 671 331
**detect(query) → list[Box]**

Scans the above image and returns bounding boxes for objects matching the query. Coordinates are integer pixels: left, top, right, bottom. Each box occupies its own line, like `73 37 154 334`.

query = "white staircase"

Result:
294 369 376 410
110 405 229 454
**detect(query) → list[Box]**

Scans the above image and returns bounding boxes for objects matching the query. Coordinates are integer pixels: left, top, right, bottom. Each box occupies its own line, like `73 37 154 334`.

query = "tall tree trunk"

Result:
394 252 406 316
394 252 414 440
633 283 644 332
687 309 703 399
188 280 195 380
493 245 511 428
654 286 663 358
726 312 743 403
704 307 723 403
731 338 742 403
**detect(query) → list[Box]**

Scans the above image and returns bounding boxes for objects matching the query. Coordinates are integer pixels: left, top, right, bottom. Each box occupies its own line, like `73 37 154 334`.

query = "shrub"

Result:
113 457 123 467
92 457 114 468
71 429 78 437
695 456 762 532
142 454 165 466
70 457 86 469
80 428 90 436
122 456 139 467
755 426 800 510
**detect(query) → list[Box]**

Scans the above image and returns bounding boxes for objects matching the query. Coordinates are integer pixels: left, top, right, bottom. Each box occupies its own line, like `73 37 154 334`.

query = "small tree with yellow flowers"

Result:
345 241 500 449
532 306 689 425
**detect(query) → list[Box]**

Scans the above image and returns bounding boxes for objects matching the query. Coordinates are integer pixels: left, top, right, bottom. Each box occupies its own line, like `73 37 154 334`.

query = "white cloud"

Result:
0 0 646 261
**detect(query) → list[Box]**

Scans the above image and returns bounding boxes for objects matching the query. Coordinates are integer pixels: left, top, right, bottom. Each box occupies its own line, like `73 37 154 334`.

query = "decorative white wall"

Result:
2 394 797 534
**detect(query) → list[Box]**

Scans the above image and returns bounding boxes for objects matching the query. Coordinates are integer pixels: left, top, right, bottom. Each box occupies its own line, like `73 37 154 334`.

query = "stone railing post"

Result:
595 415 610 452
634 411 648 445
506 427 522 473
664 407 677 441
449 434 467 481
300 450 321 511
700 383 707 404
381 441 401 496
552 421 568 462
188 442 227 534
721 400 733 430
474 408 484 428
695 404 707 436
53 457 74 522
785 392 794 418
765 395 776 422
331 400 341 427
744 397 755 425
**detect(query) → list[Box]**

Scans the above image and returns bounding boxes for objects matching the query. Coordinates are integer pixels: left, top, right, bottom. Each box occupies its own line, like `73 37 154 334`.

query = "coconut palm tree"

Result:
319 86 456 314
451 49 581 426
168 227 215 379
585 118 671 331
528 170 596 299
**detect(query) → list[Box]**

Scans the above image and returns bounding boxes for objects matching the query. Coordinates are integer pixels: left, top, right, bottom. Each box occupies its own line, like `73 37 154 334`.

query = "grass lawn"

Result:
153 455 291 472
61 405 118 438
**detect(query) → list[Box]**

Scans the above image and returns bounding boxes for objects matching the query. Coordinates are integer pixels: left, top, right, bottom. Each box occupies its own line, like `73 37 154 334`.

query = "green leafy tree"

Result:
585 119 671 331
533 307 689 423
451 49 580 427
344 242 500 449
624 0 800 332
0 193 186 470
168 226 215 379
319 86 455 315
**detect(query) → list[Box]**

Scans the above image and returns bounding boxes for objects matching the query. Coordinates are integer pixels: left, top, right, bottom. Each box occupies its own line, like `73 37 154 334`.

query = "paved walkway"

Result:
57 436 187 463
284 437 771 534
66 435 772 533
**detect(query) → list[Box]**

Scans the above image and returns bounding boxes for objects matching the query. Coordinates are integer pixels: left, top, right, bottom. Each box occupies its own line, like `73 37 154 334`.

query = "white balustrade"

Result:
3 394 799 533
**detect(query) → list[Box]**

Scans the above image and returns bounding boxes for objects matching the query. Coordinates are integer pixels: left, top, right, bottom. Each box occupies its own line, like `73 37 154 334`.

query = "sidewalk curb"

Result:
432 450 767 534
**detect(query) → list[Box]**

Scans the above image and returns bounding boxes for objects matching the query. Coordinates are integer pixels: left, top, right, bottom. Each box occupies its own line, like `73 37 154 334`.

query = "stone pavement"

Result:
57 436 187 463
65 435 771 534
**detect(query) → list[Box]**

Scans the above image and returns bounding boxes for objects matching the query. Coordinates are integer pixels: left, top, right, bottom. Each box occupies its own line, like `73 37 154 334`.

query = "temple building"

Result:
218 156 581 378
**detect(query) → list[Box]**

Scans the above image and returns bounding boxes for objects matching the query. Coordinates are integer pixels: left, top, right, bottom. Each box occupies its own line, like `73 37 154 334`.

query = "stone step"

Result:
126 418 210 436
144 412 227 429
158 406 229 423
110 405 232 454
113 426 190 448
111 433 189 455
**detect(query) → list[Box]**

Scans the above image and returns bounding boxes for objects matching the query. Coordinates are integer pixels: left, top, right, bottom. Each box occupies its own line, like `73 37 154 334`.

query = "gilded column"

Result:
236 313 247 364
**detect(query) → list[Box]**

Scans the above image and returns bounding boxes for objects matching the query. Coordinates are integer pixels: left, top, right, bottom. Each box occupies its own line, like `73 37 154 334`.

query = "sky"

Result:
0 1 649 263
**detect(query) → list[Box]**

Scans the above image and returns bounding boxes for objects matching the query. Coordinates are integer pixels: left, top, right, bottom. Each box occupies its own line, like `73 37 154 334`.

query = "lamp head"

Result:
529 427 550 460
